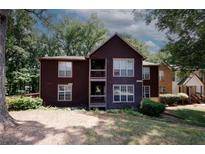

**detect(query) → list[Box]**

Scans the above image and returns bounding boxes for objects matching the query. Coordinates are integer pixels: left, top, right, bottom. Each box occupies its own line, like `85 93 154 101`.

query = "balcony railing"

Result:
90 95 106 107
90 69 106 78
90 95 106 103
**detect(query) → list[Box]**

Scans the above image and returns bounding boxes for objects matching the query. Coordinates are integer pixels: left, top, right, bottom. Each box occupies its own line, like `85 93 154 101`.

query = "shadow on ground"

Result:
1 111 205 145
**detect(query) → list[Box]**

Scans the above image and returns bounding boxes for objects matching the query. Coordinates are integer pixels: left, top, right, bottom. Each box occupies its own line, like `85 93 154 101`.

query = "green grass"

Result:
172 109 205 127
83 111 205 144
7 107 205 144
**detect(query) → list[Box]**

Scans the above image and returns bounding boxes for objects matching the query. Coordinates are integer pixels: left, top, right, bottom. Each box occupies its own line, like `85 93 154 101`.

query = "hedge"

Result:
6 96 43 111
160 93 189 106
140 98 165 116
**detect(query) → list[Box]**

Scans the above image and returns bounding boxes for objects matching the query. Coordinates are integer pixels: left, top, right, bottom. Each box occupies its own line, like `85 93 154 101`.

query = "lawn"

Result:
0 107 205 145
167 104 205 127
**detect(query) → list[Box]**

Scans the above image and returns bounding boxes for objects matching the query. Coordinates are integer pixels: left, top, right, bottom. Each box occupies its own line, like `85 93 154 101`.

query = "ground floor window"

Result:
58 84 72 101
143 86 150 98
113 84 134 102
159 86 166 93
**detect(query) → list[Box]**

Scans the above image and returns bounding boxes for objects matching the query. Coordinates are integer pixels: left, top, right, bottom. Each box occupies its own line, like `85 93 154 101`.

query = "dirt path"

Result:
1 108 205 145
0 109 114 144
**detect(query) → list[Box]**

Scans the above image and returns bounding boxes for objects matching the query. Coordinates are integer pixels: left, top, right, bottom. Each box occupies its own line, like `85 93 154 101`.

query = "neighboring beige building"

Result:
178 73 204 96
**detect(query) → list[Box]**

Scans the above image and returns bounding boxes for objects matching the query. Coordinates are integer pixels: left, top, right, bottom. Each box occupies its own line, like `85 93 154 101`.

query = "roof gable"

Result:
178 73 204 86
87 33 146 59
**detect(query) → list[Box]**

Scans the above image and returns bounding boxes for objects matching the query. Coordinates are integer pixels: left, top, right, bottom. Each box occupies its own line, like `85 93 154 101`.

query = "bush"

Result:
160 93 189 106
140 98 165 117
6 96 43 111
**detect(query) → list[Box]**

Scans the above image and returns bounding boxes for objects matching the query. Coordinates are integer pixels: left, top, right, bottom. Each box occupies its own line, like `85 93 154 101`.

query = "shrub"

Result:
160 93 189 106
140 98 165 116
6 96 43 111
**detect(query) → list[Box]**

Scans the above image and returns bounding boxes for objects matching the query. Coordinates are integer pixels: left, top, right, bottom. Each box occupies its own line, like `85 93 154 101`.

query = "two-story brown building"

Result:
158 63 173 94
39 34 159 109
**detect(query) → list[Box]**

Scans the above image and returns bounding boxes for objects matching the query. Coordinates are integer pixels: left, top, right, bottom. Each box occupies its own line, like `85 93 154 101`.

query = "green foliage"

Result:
54 14 107 56
6 96 43 111
140 98 165 116
148 50 171 63
5 11 107 96
139 9 205 70
120 33 150 58
6 10 42 95
160 93 189 106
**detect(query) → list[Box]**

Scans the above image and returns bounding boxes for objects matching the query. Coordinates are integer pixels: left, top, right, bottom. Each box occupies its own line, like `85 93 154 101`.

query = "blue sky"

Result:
46 9 168 53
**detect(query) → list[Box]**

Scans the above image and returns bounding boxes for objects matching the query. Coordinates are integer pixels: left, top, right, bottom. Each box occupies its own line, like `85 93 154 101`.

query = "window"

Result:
159 86 166 93
58 62 72 77
143 86 150 98
143 67 150 80
113 59 134 77
113 85 134 102
159 70 164 80
58 84 72 101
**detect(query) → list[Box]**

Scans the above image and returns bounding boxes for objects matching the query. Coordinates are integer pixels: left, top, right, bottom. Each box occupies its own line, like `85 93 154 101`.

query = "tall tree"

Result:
0 9 49 129
0 10 16 129
119 33 150 58
134 9 205 70
55 14 107 56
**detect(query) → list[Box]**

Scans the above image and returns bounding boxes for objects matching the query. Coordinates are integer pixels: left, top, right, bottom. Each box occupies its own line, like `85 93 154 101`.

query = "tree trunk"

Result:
0 10 16 131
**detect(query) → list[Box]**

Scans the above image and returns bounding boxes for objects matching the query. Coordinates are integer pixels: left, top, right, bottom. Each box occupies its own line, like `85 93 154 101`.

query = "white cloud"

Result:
65 9 168 52
145 40 161 52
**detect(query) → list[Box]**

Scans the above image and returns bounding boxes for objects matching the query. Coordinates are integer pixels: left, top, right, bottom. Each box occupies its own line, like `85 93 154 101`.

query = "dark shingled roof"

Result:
39 56 86 61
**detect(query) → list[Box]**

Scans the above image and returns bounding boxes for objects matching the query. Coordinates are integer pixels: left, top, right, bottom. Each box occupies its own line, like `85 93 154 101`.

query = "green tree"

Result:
134 9 205 70
0 10 49 128
120 33 150 58
55 14 107 56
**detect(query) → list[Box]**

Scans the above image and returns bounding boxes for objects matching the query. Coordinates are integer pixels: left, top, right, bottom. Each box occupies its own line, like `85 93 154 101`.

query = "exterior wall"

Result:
40 60 89 108
143 66 159 97
159 64 173 94
172 81 179 94
184 75 204 95
195 70 205 95
90 35 143 109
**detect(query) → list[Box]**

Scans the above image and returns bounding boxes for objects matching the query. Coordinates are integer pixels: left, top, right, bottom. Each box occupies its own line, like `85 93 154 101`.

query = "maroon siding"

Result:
39 34 159 109
90 35 143 109
143 66 159 97
40 60 89 107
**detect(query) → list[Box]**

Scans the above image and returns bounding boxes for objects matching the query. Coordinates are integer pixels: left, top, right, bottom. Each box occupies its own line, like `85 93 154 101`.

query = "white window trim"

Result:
160 86 166 93
143 67 150 80
113 84 135 103
58 61 73 78
159 70 164 81
143 85 150 98
113 58 135 77
57 84 72 102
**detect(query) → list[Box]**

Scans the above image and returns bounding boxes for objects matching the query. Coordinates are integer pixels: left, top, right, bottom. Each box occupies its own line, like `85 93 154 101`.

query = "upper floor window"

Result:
143 67 150 80
58 62 72 77
113 59 134 77
159 70 164 80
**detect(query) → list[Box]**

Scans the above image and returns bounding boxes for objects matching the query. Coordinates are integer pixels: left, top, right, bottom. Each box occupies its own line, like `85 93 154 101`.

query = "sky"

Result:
47 9 168 53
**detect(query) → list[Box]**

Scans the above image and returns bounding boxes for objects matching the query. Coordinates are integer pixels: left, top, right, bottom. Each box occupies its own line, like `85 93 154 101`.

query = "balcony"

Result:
90 59 106 80
90 95 106 107
89 81 106 108
90 69 106 78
